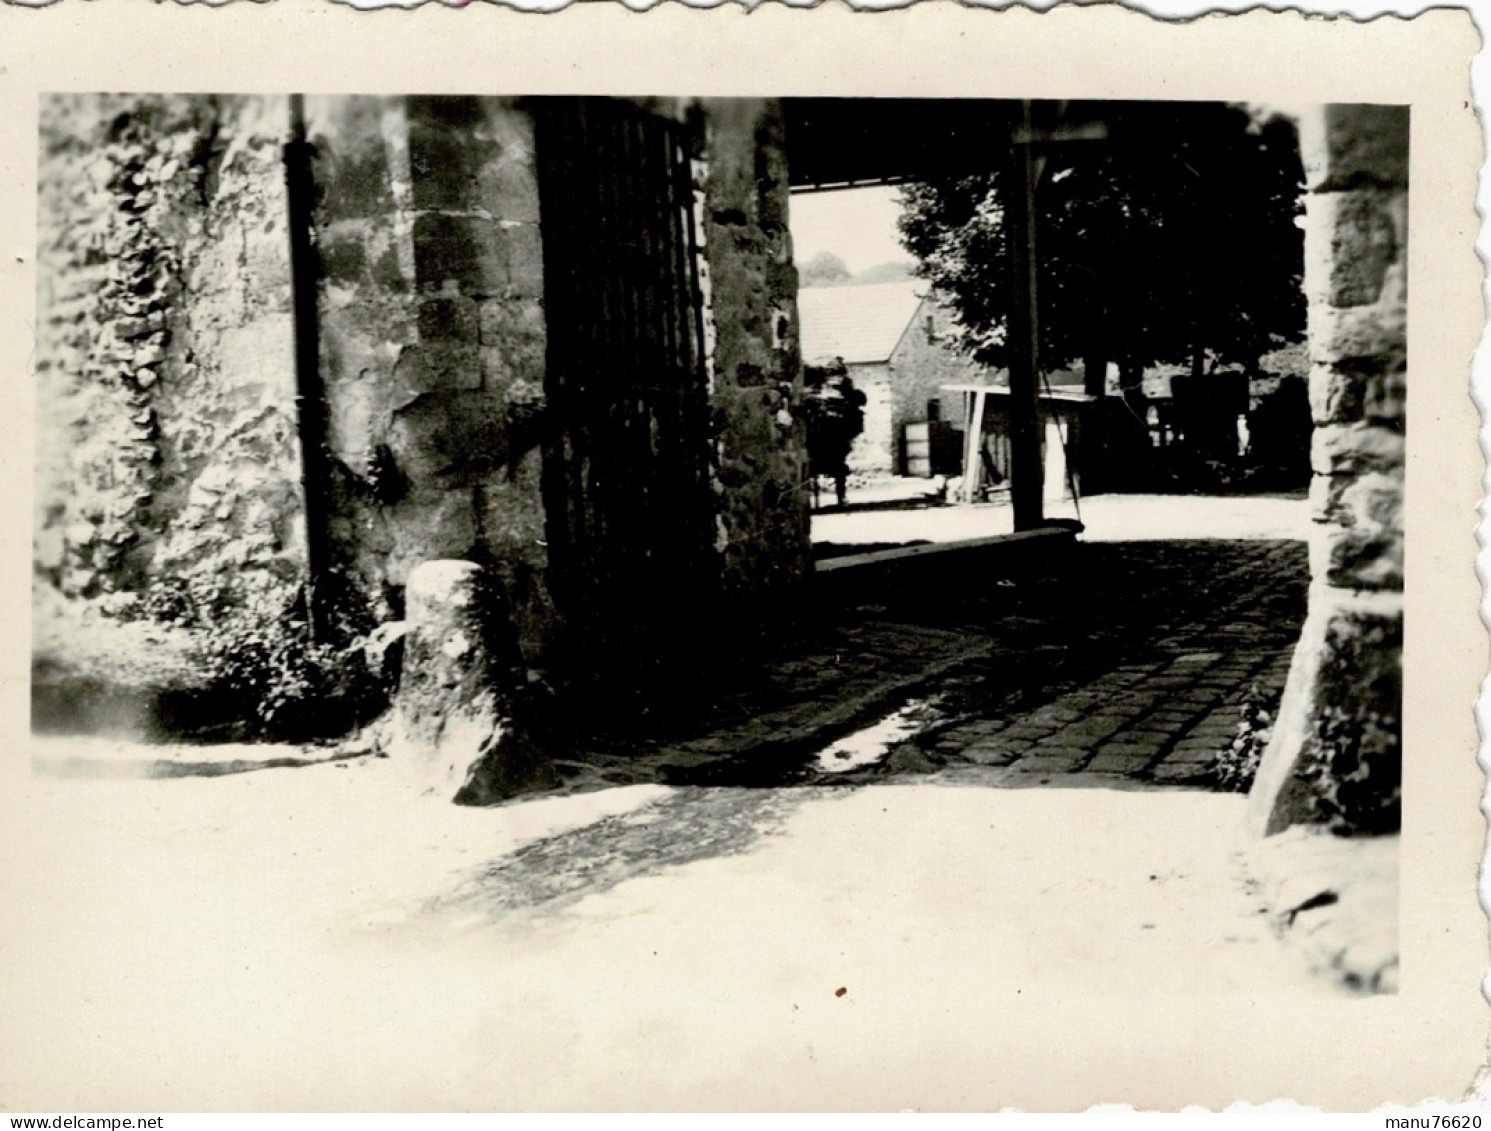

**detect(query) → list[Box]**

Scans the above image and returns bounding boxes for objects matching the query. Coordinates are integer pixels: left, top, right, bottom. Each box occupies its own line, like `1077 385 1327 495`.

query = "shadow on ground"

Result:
432 786 825 918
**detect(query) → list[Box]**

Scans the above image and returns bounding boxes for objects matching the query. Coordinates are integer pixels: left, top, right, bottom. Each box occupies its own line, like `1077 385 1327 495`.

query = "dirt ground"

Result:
0 752 1445 1112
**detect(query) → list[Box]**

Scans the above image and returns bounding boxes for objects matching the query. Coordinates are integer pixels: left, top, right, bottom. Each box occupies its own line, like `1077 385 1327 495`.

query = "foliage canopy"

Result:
897 102 1306 380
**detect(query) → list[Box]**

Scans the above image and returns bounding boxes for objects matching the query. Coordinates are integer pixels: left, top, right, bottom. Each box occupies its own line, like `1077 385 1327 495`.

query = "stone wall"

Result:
37 94 816 695
695 99 812 599
35 94 307 611
1249 105 1407 836
885 296 984 468
307 96 553 658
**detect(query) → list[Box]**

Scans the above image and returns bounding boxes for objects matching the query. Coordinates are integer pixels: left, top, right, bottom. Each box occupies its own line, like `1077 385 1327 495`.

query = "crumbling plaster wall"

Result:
35 94 306 609
1249 105 1406 836
308 96 553 658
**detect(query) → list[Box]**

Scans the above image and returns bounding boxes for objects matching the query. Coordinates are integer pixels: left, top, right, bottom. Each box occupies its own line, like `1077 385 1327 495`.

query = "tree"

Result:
799 250 853 288
801 357 866 508
897 102 1306 397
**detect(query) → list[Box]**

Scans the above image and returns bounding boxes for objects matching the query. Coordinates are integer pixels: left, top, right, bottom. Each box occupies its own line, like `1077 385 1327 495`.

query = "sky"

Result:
786 184 915 276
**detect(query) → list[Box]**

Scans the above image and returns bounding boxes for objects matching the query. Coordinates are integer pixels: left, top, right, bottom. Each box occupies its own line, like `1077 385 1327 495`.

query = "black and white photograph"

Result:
1 3 1484 1114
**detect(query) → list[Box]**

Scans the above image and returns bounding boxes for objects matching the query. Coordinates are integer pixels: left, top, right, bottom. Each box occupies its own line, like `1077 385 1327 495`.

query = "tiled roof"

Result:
797 280 929 365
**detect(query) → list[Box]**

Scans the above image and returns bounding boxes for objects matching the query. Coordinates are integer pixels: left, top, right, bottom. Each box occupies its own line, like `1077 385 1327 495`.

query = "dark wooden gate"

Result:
533 98 716 685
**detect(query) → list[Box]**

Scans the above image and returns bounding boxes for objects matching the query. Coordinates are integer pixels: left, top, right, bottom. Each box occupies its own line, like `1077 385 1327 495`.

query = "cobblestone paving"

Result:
561 538 1308 793
892 538 1306 788
931 647 1293 785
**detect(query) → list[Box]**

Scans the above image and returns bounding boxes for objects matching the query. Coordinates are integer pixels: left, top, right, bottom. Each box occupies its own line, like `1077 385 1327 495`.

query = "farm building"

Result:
797 281 982 477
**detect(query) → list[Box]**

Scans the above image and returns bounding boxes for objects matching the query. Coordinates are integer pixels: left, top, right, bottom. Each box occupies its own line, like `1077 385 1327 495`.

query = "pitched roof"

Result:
797 280 929 365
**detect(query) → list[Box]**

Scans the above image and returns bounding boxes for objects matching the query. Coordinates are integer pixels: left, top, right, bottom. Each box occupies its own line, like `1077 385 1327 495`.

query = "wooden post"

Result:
1005 100 1045 531
961 387 988 502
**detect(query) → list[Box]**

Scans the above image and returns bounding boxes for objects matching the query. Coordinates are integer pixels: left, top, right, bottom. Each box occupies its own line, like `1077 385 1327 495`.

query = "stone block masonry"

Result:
1249 105 1407 836
308 96 554 660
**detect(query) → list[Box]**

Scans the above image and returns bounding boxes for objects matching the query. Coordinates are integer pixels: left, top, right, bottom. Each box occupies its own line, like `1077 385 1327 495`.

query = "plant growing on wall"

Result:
40 92 314 661
801 357 866 508
1298 705 1401 836
1212 683 1278 793
143 574 386 742
39 97 193 597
